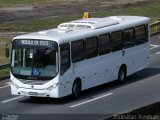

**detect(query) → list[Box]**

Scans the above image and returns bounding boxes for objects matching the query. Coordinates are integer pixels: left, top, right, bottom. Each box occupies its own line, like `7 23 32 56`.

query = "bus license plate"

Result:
29 92 38 96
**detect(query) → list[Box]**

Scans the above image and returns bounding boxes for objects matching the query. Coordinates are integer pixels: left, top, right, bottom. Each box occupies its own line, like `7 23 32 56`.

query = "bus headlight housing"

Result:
48 83 59 91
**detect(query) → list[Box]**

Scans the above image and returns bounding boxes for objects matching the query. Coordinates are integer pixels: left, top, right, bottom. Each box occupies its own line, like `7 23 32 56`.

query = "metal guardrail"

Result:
0 64 10 70
0 21 160 80
0 64 10 80
150 21 160 36
0 41 11 80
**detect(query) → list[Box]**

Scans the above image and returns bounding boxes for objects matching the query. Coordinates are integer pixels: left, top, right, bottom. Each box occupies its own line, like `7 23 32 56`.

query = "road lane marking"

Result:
1 96 24 103
150 44 160 49
70 93 113 108
155 51 160 55
0 85 10 89
6 82 11 85
0 82 11 89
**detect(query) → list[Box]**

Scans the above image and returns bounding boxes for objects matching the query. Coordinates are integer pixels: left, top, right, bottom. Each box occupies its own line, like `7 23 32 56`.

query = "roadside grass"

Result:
0 15 81 32
0 0 76 7
0 0 160 32
0 0 55 4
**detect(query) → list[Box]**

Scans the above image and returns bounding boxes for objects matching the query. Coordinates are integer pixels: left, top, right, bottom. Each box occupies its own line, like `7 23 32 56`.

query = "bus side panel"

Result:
94 53 117 85
59 69 74 97
124 47 139 75
72 50 123 91
132 43 150 73
72 58 100 90
102 51 123 88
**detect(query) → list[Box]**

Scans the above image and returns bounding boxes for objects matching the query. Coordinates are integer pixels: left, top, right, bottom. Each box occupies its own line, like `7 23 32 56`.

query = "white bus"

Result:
9 16 150 98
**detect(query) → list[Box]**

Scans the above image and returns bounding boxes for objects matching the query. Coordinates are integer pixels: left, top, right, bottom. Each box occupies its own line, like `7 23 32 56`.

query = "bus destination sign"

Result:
21 40 49 46
13 39 57 48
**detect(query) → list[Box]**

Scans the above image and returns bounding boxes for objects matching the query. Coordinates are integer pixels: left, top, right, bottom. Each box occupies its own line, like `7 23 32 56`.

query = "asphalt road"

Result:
0 35 160 120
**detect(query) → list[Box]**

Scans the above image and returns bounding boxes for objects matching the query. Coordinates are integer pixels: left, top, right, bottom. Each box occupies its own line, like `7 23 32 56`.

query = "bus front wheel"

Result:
71 80 81 99
118 66 127 83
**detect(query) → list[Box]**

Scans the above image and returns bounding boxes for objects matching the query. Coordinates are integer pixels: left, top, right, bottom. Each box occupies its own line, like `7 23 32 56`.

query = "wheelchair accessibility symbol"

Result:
32 68 41 77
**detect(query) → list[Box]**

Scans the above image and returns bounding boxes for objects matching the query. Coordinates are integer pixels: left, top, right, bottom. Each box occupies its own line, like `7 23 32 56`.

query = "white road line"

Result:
150 44 160 49
0 85 10 89
6 82 11 85
155 52 160 55
70 93 113 108
1 96 24 103
0 82 11 89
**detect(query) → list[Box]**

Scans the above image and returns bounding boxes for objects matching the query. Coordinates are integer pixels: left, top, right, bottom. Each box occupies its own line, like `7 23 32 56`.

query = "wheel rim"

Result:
119 69 125 82
73 84 79 97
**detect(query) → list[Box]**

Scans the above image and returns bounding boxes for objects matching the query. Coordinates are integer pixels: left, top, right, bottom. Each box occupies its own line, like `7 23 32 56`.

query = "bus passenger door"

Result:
60 43 73 96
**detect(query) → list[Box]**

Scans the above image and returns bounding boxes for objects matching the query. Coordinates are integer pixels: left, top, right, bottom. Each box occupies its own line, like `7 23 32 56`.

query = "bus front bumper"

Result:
11 84 61 98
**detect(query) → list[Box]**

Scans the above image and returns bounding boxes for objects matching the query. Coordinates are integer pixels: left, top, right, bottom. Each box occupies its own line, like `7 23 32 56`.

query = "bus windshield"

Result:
11 39 58 80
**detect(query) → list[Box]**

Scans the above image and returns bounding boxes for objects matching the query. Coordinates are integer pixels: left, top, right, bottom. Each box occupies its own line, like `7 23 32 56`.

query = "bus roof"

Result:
14 16 150 44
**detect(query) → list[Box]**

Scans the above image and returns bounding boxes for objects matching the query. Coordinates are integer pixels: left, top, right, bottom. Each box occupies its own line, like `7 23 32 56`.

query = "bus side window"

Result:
71 39 85 63
60 43 70 75
135 25 147 45
85 36 98 59
98 33 112 55
111 31 123 52
123 27 135 49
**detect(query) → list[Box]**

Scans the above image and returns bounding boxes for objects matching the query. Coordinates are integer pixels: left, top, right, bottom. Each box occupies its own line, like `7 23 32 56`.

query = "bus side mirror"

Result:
5 48 10 58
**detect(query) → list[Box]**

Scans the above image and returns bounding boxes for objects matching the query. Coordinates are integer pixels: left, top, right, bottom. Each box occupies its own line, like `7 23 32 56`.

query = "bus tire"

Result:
71 80 81 99
118 66 127 83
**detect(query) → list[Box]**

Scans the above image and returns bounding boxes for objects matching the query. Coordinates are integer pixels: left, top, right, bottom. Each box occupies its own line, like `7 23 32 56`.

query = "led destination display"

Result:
21 40 49 46
13 39 57 49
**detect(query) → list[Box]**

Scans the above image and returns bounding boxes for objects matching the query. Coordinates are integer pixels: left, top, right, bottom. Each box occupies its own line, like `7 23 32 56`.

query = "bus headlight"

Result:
48 83 59 91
